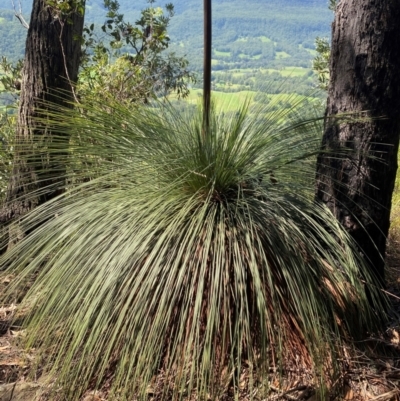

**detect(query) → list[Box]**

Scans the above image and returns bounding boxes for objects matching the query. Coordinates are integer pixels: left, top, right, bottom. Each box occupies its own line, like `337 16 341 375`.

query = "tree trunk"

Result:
0 0 84 246
315 0 400 283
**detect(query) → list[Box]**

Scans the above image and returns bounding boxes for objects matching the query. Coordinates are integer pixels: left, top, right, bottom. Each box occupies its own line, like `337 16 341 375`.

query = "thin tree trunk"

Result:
315 0 400 283
0 0 84 247
203 0 212 134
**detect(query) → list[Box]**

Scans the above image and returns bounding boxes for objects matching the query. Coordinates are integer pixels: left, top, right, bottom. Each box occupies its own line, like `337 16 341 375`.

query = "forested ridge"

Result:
0 0 333 107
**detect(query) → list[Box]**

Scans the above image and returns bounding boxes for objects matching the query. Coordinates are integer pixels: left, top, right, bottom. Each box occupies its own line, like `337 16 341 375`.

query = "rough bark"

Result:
0 0 84 245
315 0 400 283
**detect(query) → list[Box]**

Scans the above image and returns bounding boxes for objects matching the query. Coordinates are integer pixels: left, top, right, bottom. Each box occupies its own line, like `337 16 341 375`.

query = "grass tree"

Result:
0 99 386 400
0 0 387 399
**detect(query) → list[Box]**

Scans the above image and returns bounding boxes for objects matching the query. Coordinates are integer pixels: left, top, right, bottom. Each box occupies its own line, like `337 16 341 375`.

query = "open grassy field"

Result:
212 66 312 79
183 89 256 111
236 35 274 44
214 50 231 57
182 89 317 113
275 51 291 59
214 69 258 78
262 66 311 77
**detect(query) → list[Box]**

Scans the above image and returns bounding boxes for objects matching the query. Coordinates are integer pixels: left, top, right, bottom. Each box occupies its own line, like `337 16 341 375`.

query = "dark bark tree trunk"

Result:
315 0 400 283
0 0 84 247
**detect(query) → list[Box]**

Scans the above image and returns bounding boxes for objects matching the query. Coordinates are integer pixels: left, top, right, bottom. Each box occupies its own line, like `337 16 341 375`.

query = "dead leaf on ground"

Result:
82 390 105 401
0 360 24 367
369 389 400 401
10 330 26 338
390 329 400 345
0 276 13 284
0 304 16 318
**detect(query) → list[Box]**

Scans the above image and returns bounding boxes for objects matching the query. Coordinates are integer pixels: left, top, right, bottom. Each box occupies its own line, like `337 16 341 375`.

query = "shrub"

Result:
1 99 385 400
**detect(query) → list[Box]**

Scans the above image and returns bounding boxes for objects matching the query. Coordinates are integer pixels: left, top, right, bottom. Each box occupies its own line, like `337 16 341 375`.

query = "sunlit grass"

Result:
389 166 400 241
183 89 256 111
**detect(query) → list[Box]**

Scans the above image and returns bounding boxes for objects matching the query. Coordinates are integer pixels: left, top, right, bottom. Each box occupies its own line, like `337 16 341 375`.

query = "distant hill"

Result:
1 0 332 71
0 9 27 62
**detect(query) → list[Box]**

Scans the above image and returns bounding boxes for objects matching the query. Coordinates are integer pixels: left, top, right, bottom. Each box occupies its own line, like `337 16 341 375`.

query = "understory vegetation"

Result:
0 98 387 400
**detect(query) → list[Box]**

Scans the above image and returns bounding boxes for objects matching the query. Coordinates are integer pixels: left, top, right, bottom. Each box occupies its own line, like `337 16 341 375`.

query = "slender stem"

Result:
203 0 212 137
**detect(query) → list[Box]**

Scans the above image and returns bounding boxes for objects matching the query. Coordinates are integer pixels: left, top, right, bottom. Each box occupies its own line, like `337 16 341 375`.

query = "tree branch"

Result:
11 0 29 29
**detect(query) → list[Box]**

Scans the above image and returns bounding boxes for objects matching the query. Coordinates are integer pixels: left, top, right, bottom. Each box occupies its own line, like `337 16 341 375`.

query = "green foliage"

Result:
390 173 400 239
311 0 335 91
0 9 26 65
0 111 14 201
0 57 21 199
78 0 196 103
46 0 85 22
1 98 386 400
312 37 330 91
0 0 196 205
0 56 23 98
389 153 400 241
329 0 337 11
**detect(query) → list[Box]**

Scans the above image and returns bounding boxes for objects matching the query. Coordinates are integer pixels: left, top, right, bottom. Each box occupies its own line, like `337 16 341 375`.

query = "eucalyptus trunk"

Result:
0 0 84 247
315 0 400 283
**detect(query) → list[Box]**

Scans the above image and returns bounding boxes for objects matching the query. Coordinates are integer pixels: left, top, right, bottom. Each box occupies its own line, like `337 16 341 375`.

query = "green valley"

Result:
166 0 332 74
0 0 332 104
